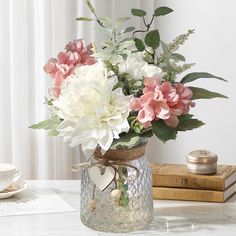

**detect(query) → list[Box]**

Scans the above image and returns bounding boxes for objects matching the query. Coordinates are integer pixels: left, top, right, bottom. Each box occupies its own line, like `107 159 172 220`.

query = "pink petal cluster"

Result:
131 76 195 128
44 39 96 97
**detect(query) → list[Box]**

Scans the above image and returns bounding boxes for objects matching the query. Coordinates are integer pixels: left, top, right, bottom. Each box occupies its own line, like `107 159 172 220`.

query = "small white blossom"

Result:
118 52 162 80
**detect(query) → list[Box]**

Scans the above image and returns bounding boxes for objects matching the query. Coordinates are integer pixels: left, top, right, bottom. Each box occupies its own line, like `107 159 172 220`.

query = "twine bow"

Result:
71 144 146 186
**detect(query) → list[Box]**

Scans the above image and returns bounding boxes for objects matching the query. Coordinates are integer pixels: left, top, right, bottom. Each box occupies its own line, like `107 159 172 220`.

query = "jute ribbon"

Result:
71 144 147 182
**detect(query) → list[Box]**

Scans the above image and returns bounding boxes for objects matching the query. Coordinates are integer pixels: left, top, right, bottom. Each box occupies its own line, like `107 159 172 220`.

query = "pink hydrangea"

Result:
131 76 194 128
44 39 96 97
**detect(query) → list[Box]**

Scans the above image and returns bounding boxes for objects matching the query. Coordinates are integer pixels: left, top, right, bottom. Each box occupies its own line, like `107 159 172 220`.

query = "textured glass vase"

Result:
80 150 153 232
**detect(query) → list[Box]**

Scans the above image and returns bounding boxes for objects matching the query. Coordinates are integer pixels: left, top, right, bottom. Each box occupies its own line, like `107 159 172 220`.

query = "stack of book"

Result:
151 164 236 202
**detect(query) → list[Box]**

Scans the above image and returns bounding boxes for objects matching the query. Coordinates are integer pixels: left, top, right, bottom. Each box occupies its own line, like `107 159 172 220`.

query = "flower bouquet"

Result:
31 1 227 232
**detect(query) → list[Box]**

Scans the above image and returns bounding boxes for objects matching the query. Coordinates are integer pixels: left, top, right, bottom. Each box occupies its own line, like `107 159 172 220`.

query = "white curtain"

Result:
0 0 157 179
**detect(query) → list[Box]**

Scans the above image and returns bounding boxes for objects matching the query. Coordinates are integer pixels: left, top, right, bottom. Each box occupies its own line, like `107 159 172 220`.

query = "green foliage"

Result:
134 38 145 51
111 130 152 149
154 7 173 16
128 80 144 96
152 120 177 143
172 63 196 74
144 50 155 64
86 0 95 14
129 116 150 134
76 17 94 21
48 129 60 136
190 87 228 100
170 53 185 62
131 8 146 17
118 166 129 207
114 72 144 96
29 116 61 136
78 0 136 61
158 31 195 81
167 29 195 53
151 115 206 143
177 115 205 131
115 17 130 28
180 72 227 84
93 39 134 61
145 30 160 49
120 27 135 34
98 17 112 28
103 60 119 75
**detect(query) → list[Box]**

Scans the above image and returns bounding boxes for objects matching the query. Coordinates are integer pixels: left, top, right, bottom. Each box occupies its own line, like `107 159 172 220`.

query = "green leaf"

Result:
48 129 60 136
170 53 185 61
120 26 135 35
95 27 112 36
134 38 145 51
98 17 112 27
161 41 169 54
177 115 205 131
76 17 94 21
30 117 61 130
131 8 146 17
111 131 138 144
115 17 130 28
189 86 228 100
86 0 95 14
152 120 177 143
144 30 160 49
180 72 227 84
111 131 150 149
154 7 173 16
178 114 194 120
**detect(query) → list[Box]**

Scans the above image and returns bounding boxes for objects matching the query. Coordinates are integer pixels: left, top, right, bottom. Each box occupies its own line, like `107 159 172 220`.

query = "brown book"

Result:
152 184 236 202
152 164 236 191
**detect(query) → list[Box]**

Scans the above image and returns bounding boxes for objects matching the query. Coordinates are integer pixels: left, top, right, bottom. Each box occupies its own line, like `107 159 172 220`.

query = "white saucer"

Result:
0 182 27 199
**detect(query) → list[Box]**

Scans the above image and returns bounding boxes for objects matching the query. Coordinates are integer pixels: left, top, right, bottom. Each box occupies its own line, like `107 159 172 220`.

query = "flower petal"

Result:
137 105 155 123
131 97 142 111
154 102 170 120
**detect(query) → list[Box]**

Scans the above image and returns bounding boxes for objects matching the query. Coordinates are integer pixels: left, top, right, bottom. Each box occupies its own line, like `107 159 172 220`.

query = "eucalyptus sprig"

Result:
77 0 136 60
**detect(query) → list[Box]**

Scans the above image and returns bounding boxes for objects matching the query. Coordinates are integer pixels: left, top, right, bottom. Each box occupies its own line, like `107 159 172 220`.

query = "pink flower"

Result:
174 83 195 114
131 76 171 128
163 83 195 128
44 39 96 97
131 77 194 129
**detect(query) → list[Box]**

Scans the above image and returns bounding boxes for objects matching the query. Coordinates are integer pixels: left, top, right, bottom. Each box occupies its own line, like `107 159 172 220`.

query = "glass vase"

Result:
80 146 153 232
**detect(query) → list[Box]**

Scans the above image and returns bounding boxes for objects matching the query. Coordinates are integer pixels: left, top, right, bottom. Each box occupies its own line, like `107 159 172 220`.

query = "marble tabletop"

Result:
0 180 236 236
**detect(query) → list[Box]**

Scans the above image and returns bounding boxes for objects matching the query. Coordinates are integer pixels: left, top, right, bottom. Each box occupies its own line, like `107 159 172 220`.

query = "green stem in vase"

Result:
118 166 129 207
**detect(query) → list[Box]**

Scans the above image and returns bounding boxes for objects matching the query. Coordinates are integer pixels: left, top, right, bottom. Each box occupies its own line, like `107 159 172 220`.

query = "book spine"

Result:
152 187 225 202
152 174 224 191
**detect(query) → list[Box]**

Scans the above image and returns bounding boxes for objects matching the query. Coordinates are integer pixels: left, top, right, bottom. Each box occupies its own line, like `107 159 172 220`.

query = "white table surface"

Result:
0 180 236 236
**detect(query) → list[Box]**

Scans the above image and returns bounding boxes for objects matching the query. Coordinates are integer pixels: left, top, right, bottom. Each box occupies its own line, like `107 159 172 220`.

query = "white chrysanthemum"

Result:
118 52 162 80
53 62 131 157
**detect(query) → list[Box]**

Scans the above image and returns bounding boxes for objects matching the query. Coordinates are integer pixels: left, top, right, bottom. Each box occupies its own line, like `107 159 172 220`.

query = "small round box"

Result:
186 150 218 175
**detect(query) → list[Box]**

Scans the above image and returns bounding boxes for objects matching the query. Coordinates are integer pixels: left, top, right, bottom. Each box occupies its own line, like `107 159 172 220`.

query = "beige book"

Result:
152 164 236 191
153 183 236 203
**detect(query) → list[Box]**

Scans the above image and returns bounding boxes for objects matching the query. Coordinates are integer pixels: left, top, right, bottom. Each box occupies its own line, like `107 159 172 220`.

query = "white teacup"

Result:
0 163 21 192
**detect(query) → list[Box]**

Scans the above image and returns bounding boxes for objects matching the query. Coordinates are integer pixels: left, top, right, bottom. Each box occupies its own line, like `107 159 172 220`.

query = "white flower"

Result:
118 52 162 80
53 61 131 157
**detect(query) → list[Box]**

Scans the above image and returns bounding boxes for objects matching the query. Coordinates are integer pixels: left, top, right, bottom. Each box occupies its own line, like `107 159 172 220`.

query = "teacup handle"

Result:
12 169 21 184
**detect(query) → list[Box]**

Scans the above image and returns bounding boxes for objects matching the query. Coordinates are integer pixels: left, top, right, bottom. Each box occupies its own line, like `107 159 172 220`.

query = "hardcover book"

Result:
152 184 236 202
152 164 236 191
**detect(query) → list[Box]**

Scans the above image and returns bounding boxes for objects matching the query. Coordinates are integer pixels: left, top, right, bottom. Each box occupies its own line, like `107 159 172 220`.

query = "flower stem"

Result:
118 166 129 207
